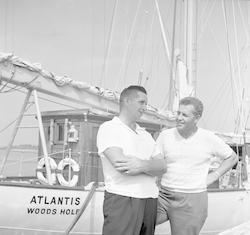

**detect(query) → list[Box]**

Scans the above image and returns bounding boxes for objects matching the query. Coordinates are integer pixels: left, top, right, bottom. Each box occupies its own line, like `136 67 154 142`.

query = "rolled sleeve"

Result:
97 122 121 154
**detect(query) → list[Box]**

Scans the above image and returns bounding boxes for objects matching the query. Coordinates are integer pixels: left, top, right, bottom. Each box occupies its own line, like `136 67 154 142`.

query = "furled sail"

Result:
172 60 195 112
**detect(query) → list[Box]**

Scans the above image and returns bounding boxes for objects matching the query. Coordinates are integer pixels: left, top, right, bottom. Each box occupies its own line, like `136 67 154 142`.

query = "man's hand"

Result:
114 155 144 175
114 154 167 177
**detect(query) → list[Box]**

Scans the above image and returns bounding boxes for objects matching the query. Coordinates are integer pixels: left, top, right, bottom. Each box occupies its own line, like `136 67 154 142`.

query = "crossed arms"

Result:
103 147 167 177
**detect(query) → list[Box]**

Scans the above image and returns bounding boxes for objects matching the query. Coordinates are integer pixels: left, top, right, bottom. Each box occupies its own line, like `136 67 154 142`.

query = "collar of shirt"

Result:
112 116 145 132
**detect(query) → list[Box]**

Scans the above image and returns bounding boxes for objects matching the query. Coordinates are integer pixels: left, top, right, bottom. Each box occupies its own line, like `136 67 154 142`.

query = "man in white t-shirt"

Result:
97 85 167 235
156 97 238 235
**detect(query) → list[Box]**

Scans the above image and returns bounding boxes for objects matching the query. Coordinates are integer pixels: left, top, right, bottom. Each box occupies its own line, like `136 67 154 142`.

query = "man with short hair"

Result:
97 85 167 235
156 96 238 235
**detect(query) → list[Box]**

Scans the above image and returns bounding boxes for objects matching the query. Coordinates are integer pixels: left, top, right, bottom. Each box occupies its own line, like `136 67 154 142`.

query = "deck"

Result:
217 221 250 235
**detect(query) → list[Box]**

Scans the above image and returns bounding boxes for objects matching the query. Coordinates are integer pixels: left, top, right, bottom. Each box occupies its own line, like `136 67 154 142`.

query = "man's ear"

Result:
124 97 130 105
194 115 201 123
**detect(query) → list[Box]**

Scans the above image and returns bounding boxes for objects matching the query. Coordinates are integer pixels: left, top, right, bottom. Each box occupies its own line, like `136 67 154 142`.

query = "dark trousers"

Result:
102 191 157 235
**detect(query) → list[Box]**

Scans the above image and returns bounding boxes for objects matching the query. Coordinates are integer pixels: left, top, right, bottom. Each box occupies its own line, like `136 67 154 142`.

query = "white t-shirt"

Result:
97 116 160 198
156 128 233 193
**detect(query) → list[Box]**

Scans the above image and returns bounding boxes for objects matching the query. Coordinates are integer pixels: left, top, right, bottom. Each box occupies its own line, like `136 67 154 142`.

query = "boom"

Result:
0 53 176 127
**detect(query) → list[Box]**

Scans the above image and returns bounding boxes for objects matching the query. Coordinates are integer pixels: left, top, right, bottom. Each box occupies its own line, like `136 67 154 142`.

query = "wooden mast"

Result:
155 0 197 111
185 0 197 94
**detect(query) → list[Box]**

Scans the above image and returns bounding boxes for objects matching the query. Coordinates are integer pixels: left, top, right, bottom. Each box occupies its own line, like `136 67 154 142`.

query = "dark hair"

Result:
120 85 147 104
179 97 203 116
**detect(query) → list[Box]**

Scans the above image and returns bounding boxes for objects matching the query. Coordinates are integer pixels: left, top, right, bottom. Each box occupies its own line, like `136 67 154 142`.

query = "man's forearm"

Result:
140 158 167 176
215 152 239 176
114 155 167 176
206 152 238 185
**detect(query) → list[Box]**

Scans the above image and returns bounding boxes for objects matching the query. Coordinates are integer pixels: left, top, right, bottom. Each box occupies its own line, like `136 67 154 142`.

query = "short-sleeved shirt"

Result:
97 116 160 198
156 127 233 193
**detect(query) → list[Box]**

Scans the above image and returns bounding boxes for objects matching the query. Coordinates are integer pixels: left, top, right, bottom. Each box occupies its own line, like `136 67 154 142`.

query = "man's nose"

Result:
177 113 182 120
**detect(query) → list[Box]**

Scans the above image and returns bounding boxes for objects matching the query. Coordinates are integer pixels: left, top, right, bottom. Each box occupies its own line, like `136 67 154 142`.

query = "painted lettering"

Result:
75 197 80 205
65 197 70 205
51 197 56 205
30 196 36 204
60 209 80 215
44 197 50 205
58 197 63 205
29 196 81 205
37 196 43 204
27 208 57 215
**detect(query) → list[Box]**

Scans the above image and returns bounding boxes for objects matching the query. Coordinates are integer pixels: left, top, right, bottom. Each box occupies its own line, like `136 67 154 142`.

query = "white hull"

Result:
0 181 249 235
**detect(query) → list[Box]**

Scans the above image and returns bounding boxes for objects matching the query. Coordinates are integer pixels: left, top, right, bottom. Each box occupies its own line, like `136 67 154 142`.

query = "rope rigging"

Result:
114 0 143 91
99 0 118 88
0 82 84 135
195 0 250 133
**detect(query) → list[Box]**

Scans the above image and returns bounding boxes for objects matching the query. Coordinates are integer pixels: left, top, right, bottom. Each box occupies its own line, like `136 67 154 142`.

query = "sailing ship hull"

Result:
0 181 249 235
0 181 104 235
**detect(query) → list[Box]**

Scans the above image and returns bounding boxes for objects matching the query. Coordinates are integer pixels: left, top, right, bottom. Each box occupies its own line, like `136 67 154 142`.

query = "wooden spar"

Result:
0 90 32 176
186 0 197 90
154 0 197 111
33 89 53 185
0 55 176 128
0 87 53 184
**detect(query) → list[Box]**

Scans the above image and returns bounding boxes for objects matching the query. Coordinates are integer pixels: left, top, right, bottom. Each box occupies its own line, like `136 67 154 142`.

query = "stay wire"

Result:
0 67 16 92
0 101 34 134
122 0 148 85
115 0 143 91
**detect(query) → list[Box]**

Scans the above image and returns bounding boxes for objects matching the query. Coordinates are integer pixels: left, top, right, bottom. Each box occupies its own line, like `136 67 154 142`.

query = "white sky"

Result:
0 0 250 146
